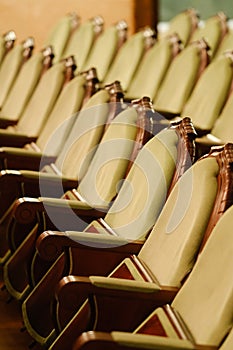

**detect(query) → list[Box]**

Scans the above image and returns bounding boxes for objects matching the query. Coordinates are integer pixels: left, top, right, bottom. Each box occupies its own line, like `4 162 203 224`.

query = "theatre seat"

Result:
125 32 182 102
159 8 199 47
81 20 128 83
0 30 16 66
0 36 34 109
61 16 104 72
0 45 54 128
190 12 228 58
153 38 210 116
16 117 197 346
103 26 156 91
43 12 80 64
214 28 233 59
37 144 233 350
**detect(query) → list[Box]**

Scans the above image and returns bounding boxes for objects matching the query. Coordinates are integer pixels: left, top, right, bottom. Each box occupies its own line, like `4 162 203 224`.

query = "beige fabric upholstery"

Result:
126 36 175 101
53 89 111 179
172 205 233 346
0 51 45 123
181 55 233 131
77 107 138 207
215 29 233 59
103 31 146 90
221 328 233 350
82 25 119 82
139 157 219 287
35 74 86 156
0 62 65 140
0 43 24 108
104 128 178 240
43 15 72 64
153 43 203 115
62 20 95 71
0 36 5 65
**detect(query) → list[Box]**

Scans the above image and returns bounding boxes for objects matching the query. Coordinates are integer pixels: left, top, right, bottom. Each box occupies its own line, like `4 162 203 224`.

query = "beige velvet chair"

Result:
103 27 156 91
189 12 228 58
17 117 197 346
43 12 80 64
0 56 76 149
61 16 105 72
125 33 182 102
81 20 128 83
34 144 233 350
0 30 16 66
0 45 54 129
0 36 34 109
153 38 210 116
72 204 233 350
158 8 199 47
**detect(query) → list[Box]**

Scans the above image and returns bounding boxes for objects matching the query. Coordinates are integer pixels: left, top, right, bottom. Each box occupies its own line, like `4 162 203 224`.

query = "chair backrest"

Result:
125 33 182 102
138 143 233 288
103 27 156 91
171 203 233 346
87 117 196 241
214 29 233 59
153 38 210 115
0 37 34 108
181 52 233 132
62 16 104 71
0 46 54 125
6 57 72 140
0 30 16 65
159 8 199 47
220 328 233 350
190 12 228 58
44 81 124 180
82 20 128 82
43 13 79 64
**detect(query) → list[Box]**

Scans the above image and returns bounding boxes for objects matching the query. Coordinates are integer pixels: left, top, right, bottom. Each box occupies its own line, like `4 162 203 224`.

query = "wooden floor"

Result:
0 268 43 350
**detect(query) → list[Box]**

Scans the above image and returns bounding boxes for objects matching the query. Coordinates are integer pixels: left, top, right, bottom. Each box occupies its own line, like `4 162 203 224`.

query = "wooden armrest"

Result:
0 131 37 147
0 147 56 170
36 230 143 262
74 331 218 350
54 276 177 344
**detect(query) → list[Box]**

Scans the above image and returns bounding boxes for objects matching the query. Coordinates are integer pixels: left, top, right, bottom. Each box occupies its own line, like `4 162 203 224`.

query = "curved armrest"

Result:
74 331 217 350
36 230 143 262
0 130 37 147
0 147 56 170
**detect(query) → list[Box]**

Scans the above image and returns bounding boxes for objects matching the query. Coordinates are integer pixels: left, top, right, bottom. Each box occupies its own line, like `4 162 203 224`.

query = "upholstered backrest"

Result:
126 35 176 101
52 89 111 179
62 20 95 71
0 35 6 65
43 15 72 63
181 54 233 131
214 29 233 59
190 13 227 57
77 107 138 207
211 91 233 143
0 51 44 123
82 25 119 82
139 156 219 287
172 204 233 346
104 128 178 239
161 9 199 47
10 62 65 138
221 328 233 350
0 43 24 108
154 42 207 115
36 74 86 156
103 31 146 90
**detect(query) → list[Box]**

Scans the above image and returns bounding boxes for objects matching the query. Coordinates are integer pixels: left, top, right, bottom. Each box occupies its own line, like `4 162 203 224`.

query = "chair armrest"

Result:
36 230 143 262
55 275 177 339
0 147 56 170
74 331 218 350
0 131 37 147
196 134 224 158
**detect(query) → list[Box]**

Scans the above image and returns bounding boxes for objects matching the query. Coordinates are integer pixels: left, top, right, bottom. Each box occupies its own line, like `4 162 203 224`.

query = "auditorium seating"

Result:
71 205 233 350
0 30 16 65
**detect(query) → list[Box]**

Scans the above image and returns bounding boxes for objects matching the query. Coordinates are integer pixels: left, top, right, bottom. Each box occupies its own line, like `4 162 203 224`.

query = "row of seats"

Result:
0 7 232 350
